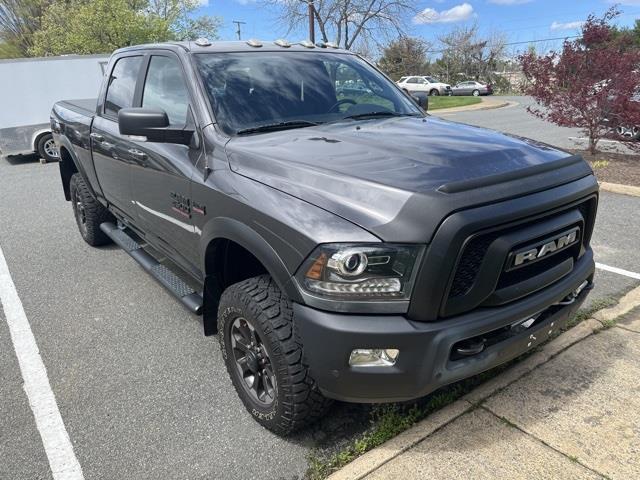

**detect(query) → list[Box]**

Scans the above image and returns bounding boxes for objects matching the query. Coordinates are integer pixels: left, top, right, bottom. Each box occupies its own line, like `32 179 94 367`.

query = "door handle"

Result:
128 149 147 163
90 133 104 143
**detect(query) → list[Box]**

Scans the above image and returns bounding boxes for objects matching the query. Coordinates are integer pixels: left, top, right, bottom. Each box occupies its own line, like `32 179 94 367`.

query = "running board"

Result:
100 222 203 315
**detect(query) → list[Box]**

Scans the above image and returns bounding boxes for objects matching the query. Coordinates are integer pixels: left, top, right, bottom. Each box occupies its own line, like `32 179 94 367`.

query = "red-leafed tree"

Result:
519 8 640 154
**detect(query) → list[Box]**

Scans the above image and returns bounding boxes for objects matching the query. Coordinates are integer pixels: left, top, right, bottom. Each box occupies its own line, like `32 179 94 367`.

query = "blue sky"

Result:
197 0 640 55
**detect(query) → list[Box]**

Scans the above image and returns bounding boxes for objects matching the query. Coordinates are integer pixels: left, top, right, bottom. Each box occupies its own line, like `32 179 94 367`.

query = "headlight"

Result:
296 243 424 301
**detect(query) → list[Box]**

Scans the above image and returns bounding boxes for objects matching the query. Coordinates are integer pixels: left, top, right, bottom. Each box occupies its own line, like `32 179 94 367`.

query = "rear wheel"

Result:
218 275 332 435
37 134 59 163
70 173 114 246
472 89 480 97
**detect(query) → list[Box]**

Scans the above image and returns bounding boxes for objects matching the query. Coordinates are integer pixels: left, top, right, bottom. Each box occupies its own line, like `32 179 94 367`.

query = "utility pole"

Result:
308 1 315 43
233 20 246 40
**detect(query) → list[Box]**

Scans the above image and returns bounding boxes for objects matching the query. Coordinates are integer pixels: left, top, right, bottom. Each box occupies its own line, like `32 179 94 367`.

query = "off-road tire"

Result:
218 275 332 435
69 173 114 246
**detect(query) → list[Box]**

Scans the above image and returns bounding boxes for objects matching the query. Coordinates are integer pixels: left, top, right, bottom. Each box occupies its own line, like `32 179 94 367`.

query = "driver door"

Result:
127 52 202 272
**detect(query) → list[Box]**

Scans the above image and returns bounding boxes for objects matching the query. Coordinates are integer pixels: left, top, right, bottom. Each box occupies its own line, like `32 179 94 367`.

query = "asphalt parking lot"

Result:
1 102 639 479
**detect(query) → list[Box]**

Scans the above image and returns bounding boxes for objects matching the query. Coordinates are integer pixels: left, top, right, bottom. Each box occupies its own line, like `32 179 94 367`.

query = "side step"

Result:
100 222 203 315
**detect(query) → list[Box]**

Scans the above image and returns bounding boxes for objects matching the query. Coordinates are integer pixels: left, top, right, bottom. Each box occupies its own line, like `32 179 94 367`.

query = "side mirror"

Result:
411 92 429 111
118 108 193 145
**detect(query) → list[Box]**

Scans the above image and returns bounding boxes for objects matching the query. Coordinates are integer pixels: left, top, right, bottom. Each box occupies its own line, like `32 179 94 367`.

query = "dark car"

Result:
451 81 493 96
51 39 597 435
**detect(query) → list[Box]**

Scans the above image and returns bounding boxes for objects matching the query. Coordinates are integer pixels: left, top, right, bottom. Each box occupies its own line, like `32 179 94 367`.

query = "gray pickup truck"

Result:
52 39 598 435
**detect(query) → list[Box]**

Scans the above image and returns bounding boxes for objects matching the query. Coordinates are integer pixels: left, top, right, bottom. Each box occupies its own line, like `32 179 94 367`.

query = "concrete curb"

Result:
593 285 640 323
431 99 515 115
326 399 473 480
599 181 640 198
327 285 640 480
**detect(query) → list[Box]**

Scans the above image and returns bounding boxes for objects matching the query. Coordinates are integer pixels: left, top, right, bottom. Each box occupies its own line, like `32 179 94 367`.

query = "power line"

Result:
426 35 581 54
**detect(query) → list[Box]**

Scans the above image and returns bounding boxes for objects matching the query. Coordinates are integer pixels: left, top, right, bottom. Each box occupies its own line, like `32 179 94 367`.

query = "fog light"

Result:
349 348 399 367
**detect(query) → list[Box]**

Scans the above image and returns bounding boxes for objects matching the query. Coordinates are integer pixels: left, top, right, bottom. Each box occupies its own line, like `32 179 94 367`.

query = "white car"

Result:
397 76 451 96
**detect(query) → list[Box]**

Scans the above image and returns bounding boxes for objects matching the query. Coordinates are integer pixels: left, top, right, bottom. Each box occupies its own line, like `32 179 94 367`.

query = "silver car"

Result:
451 81 493 96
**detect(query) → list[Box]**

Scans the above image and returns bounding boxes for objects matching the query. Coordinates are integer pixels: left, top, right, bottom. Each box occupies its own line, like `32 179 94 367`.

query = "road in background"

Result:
1 144 638 479
433 96 582 150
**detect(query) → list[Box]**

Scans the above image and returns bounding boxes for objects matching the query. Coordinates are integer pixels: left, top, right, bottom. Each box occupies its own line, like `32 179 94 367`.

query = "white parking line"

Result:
0 245 84 480
596 262 640 280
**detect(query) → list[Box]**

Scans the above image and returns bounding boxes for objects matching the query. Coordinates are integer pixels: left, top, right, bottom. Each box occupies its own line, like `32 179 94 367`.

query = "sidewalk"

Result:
329 289 640 480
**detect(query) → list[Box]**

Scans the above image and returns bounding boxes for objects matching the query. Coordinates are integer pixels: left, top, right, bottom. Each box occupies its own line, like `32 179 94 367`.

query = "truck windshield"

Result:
194 51 423 135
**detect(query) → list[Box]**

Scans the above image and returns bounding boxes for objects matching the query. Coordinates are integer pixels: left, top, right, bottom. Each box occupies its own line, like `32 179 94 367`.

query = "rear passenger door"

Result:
127 52 202 272
92 55 144 221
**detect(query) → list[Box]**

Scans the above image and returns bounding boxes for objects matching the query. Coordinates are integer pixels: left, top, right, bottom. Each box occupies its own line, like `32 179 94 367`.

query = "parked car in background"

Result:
601 90 640 141
451 81 493 96
397 76 451 96
0 54 108 162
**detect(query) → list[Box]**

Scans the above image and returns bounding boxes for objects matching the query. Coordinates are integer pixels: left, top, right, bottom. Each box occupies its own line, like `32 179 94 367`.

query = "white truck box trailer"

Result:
0 54 108 161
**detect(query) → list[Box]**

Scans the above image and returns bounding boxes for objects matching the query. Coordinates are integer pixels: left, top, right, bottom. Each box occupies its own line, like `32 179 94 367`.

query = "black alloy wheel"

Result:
229 316 276 405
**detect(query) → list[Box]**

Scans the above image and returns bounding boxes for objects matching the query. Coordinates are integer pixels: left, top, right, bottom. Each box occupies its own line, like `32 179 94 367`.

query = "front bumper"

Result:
295 251 594 403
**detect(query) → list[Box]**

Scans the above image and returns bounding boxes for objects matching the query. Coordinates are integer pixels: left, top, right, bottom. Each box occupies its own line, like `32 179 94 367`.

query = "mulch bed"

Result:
571 150 640 187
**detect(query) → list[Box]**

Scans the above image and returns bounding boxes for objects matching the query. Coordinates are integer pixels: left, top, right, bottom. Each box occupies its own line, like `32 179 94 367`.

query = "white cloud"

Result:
197 0 210 6
488 0 532 4
414 3 474 24
550 20 585 31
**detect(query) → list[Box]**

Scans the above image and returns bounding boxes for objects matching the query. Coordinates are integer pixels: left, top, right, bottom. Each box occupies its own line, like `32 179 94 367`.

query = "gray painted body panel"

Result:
51 41 595 300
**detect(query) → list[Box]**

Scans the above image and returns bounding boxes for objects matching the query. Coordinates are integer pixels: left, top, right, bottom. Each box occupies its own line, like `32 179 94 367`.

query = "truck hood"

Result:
226 116 591 242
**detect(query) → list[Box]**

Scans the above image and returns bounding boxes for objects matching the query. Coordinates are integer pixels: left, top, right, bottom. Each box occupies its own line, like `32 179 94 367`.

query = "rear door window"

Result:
104 56 143 118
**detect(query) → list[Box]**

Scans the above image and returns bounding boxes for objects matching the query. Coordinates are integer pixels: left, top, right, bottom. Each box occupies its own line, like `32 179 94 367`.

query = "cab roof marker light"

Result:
324 42 339 49
246 39 263 48
274 39 291 48
299 40 315 48
194 37 211 47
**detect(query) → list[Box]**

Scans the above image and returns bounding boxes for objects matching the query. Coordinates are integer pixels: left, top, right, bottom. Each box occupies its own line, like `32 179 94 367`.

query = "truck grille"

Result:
444 197 596 315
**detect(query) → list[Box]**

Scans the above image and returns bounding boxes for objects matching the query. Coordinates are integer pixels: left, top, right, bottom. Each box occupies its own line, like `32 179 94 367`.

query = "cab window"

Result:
142 56 190 125
104 56 143 118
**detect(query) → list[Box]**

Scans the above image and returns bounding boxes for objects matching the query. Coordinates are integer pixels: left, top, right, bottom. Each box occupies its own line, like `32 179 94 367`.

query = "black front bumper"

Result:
295 251 594 403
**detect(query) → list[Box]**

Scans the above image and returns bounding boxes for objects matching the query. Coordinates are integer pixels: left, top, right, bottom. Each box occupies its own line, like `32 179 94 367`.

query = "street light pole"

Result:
308 0 315 44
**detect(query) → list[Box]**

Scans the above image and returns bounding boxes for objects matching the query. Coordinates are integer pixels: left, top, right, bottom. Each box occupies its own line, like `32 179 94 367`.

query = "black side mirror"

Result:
411 92 429 111
118 108 193 145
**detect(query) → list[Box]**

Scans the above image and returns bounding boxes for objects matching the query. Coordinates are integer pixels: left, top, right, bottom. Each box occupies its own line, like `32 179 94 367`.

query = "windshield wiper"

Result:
340 112 420 121
236 120 320 135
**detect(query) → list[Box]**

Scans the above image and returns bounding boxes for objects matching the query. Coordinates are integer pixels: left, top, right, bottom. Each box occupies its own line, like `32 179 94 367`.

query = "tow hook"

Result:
554 280 590 306
455 338 486 356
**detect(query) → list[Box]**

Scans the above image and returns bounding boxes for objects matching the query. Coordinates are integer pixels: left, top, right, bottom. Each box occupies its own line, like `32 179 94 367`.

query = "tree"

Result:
433 24 506 84
378 37 430 80
267 0 415 51
27 0 221 56
0 0 52 58
519 8 640 154
145 0 221 40
29 0 170 56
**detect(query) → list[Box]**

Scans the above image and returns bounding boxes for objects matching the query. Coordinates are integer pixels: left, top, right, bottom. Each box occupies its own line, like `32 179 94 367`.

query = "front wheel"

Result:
218 275 332 435
429 89 440 96
472 89 480 97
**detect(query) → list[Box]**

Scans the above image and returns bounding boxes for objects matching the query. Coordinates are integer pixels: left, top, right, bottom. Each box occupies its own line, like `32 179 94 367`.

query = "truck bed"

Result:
56 99 96 117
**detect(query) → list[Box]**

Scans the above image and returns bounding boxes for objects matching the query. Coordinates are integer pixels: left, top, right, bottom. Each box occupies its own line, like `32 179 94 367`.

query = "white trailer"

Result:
0 54 108 162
